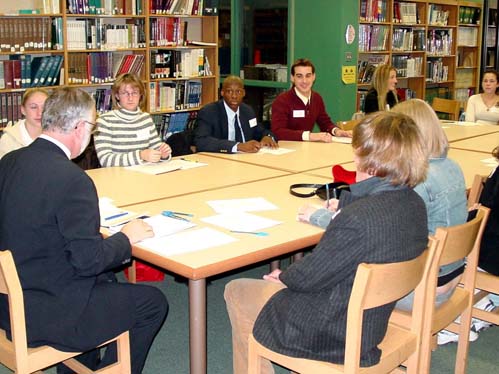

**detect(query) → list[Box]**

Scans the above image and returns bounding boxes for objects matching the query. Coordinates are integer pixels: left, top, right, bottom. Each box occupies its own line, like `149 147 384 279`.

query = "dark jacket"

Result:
194 100 274 153
478 166 499 275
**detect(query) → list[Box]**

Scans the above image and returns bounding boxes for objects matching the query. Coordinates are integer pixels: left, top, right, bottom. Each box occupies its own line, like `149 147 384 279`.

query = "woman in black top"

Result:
363 64 399 114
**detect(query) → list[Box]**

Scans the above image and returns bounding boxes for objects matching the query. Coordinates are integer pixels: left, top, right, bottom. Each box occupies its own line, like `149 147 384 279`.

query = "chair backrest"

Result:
436 206 489 268
0 250 30 366
467 174 487 208
343 239 439 372
431 97 461 121
337 119 361 131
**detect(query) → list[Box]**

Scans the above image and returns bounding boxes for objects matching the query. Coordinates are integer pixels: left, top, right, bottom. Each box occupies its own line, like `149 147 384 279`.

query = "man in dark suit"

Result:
0 88 168 374
194 75 278 153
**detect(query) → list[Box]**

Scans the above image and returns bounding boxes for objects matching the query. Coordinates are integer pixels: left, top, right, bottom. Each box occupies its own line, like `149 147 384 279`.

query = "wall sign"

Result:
345 24 355 45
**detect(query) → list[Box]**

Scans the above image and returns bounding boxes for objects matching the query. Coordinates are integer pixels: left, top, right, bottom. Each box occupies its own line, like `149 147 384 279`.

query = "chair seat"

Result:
249 324 417 374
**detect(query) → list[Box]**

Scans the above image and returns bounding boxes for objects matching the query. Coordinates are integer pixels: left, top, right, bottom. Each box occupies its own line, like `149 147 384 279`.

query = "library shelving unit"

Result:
357 0 482 111
0 0 219 133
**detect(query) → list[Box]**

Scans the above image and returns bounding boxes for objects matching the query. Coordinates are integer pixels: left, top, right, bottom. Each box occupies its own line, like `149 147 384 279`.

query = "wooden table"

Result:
442 122 499 142
123 173 330 374
450 133 499 154
87 154 289 207
200 140 354 173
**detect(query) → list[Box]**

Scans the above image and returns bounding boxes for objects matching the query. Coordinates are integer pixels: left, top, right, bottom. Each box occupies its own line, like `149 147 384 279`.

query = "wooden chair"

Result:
390 206 490 374
0 250 131 374
431 97 461 121
248 238 440 374
337 119 361 131
466 175 499 325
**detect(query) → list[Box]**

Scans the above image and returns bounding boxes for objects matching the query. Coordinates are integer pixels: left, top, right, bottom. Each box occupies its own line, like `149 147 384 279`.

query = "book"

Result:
46 55 63 85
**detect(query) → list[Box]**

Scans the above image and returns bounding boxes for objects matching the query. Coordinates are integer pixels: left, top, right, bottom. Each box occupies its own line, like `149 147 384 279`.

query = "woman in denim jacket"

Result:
299 99 467 309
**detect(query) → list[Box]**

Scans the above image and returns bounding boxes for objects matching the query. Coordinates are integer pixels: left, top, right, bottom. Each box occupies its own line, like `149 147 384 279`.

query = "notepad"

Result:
125 159 207 175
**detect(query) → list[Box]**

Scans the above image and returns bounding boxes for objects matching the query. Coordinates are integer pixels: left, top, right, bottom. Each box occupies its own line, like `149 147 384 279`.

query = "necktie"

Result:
234 114 243 142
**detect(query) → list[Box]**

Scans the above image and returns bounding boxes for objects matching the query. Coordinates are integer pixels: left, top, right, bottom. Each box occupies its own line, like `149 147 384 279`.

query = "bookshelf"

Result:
357 0 483 111
0 0 219 133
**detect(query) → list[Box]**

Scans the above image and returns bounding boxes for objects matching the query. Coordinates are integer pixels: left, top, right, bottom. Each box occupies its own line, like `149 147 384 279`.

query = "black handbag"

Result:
289 182 350 200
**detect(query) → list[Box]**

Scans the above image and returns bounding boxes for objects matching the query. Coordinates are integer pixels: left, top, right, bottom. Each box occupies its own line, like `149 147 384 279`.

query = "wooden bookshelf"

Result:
357 0 482 111
0 0 219 129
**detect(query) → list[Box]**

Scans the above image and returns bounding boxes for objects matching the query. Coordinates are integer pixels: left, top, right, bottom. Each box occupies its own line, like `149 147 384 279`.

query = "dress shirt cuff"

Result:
331 127 338 136
302 131 310 141
231 143 239 153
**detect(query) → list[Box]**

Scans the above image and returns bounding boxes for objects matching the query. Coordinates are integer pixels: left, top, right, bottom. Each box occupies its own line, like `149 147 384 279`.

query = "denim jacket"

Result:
414 157 468 276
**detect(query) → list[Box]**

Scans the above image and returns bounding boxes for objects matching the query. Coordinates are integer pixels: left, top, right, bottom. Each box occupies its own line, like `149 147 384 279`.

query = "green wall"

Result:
290 0 359 121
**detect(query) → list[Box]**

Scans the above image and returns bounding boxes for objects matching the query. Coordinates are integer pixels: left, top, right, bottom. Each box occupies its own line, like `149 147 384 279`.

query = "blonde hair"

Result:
392 98 448 158
372 64 398 111
22 87 49 107
112 73 146 109
352 111 428 187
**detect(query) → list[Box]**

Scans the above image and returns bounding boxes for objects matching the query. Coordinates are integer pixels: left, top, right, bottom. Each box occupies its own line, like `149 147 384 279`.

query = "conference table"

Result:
88 128 498 374
450 133 498 154
442 122 499 142
200 140 354 173
112 173 330 374
86 154 290 207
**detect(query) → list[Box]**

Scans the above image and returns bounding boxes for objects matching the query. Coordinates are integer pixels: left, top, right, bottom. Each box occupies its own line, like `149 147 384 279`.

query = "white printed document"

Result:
202 211 282 232
125 159 207 175
257 147 295 155
207 197 278 213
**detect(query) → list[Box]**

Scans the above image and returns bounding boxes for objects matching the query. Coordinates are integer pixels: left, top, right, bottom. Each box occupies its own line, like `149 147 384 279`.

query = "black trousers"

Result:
49 279 168 374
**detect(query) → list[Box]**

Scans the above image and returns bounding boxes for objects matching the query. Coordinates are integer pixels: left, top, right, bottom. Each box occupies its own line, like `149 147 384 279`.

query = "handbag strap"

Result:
289 183 324 198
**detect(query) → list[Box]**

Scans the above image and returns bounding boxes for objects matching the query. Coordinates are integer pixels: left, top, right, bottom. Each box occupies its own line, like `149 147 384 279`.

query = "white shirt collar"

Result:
294 87 311 106
223 101 239 121
39 134 72 159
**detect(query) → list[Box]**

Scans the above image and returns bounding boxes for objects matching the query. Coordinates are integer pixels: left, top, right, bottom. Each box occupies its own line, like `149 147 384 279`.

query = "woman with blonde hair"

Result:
0 88 49 159
363 64 399 114
94 73 171 166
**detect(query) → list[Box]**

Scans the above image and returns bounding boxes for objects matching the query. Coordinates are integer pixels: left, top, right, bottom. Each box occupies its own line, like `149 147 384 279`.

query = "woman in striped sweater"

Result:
94 73 171 167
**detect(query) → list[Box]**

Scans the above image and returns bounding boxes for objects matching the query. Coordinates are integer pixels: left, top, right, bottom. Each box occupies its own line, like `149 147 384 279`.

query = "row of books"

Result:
455 87 475 104
150 0 204 15
0 55 63 90
67 0 144 15
459 6 481 25
149 79 202 112
67 52 144 84
359 0 388 23
66 19 146 50
457 27 478 47
357 55 389 84
91 88 113 113
426 29 453 56
150 49 207 79
149 17 189 47
426 59 449 83
0 18 61 53
428 5 450 26
392 27 425 52
152 111 198 141
358 24 389 52
396 87 417 102
392 55 423 78
393 2 419 24
0 92 23 128
455 69 475 88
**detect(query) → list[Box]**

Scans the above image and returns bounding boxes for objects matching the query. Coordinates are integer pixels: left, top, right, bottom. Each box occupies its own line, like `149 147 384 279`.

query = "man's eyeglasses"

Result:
84 120 97 134
118 91 140 98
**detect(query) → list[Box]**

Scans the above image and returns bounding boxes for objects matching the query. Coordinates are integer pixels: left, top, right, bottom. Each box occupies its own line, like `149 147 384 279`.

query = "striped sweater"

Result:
94 108 162 167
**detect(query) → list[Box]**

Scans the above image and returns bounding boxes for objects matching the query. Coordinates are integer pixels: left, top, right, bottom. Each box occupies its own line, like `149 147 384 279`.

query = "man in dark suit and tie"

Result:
0 88 168 374
194 75 278 153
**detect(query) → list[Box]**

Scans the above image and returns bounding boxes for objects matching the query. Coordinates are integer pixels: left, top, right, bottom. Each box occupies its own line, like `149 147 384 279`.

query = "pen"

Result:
181 158 199 163
326 184 330 208
165 211 193 217
105 212 128 221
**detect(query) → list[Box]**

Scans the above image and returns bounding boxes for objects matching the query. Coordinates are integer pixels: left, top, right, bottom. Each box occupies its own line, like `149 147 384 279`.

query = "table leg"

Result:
189 278 207 374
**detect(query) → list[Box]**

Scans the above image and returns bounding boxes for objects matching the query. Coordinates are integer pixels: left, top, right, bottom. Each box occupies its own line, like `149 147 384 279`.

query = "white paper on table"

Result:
257 147 295 155
331 136 352 144
481 157 499 167
451 121 481 127
207 197 278 213
125 159 207 175
202 211 282 232
109 214 196 240
99 197 137 227
138 227 237 256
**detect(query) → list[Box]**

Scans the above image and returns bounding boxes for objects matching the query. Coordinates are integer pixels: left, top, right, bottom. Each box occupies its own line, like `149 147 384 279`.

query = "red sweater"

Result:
271 88 336 141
